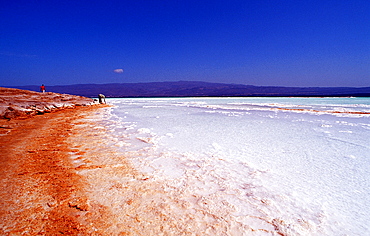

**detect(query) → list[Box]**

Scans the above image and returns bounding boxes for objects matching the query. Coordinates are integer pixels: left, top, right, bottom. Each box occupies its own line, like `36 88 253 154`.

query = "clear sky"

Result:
1 0 369 87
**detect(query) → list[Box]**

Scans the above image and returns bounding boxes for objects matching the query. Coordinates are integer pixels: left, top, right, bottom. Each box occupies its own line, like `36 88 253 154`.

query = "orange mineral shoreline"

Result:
0 105 124 234
0 104 194 235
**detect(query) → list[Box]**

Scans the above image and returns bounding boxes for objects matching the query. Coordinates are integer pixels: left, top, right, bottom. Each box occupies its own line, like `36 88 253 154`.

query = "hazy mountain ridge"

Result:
9 81 370 98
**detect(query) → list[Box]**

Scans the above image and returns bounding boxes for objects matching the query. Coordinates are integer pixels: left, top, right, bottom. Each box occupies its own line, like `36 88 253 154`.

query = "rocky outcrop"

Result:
0 87 95 119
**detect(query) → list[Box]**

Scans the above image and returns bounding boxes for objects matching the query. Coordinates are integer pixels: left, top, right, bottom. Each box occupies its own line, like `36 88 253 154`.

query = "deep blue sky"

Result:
1 0 369 87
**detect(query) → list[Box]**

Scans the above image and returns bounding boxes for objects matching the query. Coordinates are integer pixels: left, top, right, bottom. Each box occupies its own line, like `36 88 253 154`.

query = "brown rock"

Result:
0 87 95 119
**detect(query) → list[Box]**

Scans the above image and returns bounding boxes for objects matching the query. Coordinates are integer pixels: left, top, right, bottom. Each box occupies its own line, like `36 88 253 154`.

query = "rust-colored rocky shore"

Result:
0 87 95 119
0 88 113 234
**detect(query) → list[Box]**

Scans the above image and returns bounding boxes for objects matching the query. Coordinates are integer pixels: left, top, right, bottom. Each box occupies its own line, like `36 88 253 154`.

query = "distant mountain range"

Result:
7 81 370 98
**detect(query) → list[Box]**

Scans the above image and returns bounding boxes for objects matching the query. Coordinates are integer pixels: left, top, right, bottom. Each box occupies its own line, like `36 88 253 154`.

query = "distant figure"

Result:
98 94 106 104
40 84 46 93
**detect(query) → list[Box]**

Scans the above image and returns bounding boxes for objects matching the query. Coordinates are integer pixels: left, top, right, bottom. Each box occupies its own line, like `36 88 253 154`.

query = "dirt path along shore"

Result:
0 106 110 235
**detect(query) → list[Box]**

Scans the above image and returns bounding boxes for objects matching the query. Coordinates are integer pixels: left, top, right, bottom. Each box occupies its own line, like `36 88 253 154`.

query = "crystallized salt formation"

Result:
99 97 370 235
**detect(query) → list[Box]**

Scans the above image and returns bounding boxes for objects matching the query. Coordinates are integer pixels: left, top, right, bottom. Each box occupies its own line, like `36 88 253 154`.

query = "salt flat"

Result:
103 97 370 235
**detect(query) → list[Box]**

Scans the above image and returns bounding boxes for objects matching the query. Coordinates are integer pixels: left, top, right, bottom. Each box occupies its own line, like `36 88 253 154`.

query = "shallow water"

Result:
102 97 370 235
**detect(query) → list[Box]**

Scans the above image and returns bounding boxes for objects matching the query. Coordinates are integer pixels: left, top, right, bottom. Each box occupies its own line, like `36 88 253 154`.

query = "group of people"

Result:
40 84 106 104
98 94 106 104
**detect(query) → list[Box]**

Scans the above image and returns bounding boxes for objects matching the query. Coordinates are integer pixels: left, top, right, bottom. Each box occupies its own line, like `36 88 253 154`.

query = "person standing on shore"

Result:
40 84 45 93
98 94 106 104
